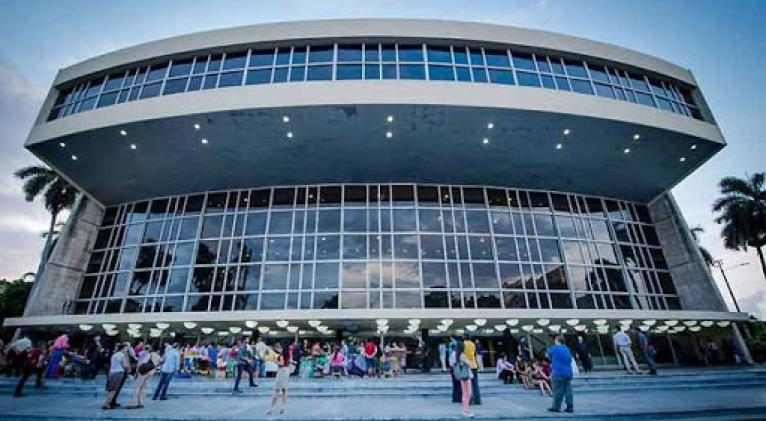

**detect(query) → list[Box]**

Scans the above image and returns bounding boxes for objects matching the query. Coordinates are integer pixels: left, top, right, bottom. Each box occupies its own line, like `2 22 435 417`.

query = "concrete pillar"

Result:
666 333 679 364
648 193 728 311
22 196 104 317
732 323 754 365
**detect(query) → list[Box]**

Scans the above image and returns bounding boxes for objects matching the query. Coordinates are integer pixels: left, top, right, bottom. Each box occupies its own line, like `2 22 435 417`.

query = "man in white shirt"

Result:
612 328 640 374
103 342 130 410
254 337 267 381
152 342 180 400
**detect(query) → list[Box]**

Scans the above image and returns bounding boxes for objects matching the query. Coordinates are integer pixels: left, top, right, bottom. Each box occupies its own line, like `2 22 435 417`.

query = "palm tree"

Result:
14 165 78 281
712 172 766 281
689 225 714 266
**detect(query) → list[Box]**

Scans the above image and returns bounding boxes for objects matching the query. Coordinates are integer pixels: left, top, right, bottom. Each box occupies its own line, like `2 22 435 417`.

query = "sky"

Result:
0 0 763 317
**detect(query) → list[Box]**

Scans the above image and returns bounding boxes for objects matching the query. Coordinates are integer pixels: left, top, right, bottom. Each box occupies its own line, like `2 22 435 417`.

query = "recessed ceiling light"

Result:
59 142 66 148
487 122 494 129
120 130 127 136
690 144 697 150
286 131 294 139
71 155 78 160
633 134 640 141
563 129 570 136
130 143 137 150
385 131 393 138
193 123 201 130
200 138 208 144
556 143 563 150
482 138 489 144
386 115 394 123
679 157 686 162
282 116 290 123
623 148 631 154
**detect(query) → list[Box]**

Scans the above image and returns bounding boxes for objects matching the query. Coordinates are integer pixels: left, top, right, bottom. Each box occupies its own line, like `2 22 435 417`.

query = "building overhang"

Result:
4 309 749 337
26 81 724 206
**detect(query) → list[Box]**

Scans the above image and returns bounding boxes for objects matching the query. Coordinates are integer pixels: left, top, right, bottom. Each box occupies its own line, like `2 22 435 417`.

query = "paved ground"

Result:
1 369 765 420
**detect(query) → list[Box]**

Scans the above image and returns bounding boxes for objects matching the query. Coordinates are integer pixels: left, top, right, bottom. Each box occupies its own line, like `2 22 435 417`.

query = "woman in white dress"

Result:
267 341 291 415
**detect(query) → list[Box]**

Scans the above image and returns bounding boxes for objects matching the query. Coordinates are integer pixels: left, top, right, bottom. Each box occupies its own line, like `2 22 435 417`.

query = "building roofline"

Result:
54 18 696 87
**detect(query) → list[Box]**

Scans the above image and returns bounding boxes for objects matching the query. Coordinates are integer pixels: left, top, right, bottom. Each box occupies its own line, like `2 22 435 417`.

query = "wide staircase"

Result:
2 367 764 398
1 367 765 420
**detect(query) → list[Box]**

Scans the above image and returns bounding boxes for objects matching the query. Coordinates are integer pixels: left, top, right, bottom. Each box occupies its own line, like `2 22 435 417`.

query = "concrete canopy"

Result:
29 81 722 206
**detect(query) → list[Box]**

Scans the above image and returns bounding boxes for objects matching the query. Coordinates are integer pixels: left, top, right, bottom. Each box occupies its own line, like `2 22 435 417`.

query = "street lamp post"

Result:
712 260 749 313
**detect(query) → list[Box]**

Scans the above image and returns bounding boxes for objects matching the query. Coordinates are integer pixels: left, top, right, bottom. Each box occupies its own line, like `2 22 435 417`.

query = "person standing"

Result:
254 336 267 381
85 336 104 379
450 339 474 418
635 329 657 375
207 343 218 375
612 328 640 374
518 337 531 362
152 342 179 401
438 341 448 372
463 336 481 405
45 330 69 378
474 340 484 372
363 338 378 377
103 342 130 410
12 338 38 397
546 336 574 413
267 341 292 415
128 345 161 409
574 335 592 374
448 337 461 403
233 337 256 392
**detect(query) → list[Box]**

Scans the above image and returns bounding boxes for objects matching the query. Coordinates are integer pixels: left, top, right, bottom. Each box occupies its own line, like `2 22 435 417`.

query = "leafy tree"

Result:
689 225 715 266
14 165 78 282
0 278 32 341
712 172 766 281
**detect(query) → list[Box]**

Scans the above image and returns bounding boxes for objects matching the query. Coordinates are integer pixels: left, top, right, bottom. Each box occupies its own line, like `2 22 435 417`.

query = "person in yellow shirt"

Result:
463 337 481 405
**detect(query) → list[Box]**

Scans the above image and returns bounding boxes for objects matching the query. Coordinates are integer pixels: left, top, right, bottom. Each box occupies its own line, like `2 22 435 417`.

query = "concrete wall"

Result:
22 197 103 317
648 192 728 311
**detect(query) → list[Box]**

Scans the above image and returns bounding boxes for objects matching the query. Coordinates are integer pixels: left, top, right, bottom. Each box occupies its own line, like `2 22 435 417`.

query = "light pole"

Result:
712 260 749 312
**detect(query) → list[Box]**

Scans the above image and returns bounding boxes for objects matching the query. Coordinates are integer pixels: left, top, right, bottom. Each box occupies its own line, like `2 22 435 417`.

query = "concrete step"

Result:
2 404 766 421
3 378 764 398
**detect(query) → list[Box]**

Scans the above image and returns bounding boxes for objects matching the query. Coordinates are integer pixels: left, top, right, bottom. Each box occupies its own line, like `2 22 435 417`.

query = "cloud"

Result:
738 290 766 320
0 62 51 279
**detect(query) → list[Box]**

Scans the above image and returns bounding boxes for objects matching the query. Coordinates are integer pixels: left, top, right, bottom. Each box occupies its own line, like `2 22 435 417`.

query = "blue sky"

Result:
0 0 764 316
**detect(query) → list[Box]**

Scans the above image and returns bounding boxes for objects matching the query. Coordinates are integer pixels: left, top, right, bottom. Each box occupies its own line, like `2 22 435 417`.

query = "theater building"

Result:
7 19 750 364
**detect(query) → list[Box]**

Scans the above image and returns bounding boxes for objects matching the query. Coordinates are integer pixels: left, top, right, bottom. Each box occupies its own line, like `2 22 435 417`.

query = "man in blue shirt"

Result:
546 335 574 413
152 342 179 401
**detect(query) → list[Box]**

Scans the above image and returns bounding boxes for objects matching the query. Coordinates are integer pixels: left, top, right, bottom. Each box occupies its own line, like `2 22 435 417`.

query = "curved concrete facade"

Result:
53 19 697 87
26 20 724 207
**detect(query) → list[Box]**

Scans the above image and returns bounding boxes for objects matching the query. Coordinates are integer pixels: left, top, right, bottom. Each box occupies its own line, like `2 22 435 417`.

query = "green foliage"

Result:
0 278 32 341
712 172 766 280
689 225 714 266
14 165 77 217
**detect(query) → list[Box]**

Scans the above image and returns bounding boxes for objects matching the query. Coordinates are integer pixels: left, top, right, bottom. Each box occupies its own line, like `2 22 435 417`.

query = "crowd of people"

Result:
0 325 741 418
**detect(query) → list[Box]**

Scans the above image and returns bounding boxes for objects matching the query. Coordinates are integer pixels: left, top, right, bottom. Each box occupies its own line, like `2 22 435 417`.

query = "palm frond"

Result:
14 165 55 179
20 174 53 202
719 176 755 197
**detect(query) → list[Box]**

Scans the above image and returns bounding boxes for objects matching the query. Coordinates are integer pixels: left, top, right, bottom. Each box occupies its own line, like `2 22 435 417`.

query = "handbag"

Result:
452 361 472 381
570 358 579 376
137 358 155 375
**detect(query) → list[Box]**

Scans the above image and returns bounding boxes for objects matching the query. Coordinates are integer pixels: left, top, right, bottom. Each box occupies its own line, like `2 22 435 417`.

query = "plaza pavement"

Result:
0 368 765 420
